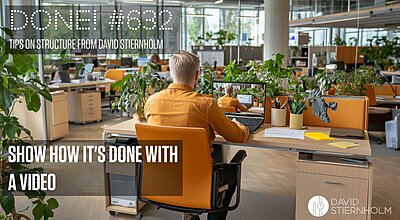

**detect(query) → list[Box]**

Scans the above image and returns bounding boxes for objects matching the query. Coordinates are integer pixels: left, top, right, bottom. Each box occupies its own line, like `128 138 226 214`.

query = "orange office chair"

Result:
104 69 126 92
219 106 237 113
104 69 126 112
135 124 247 217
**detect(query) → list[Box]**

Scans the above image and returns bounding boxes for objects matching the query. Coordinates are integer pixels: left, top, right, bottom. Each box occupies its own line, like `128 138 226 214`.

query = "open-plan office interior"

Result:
1 0 400 219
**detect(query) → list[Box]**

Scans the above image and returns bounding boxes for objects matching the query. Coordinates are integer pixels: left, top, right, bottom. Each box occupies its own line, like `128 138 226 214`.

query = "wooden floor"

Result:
13 112 400 220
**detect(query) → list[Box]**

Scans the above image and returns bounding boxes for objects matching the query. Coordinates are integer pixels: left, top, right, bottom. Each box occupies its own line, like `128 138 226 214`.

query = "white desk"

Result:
49 79 115 92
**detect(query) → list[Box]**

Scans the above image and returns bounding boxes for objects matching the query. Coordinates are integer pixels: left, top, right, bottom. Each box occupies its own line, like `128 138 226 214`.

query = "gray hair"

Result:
169 51 200 84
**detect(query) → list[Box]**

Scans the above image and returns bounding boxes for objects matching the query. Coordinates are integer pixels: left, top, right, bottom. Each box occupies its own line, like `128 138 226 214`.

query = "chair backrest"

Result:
105 69 126 91
135 124 214 209
219 106 237 113
107 59 121 67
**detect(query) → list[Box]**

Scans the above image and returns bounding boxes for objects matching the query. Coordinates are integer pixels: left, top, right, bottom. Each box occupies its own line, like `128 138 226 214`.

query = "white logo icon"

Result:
308 195 329 217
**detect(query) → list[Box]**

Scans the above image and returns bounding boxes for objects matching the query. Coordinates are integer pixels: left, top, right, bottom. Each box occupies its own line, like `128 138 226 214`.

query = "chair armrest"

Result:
229 150 247 165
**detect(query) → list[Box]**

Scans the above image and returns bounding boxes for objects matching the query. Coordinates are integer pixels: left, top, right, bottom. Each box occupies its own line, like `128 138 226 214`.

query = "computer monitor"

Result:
137 58 149 67
83 64 94 73
212 81 266 111
121 57 133 67
237 94 253 107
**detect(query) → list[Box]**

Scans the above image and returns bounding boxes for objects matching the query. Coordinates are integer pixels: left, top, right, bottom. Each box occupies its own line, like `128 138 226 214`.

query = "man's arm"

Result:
234 99 248 112
208 100 250 143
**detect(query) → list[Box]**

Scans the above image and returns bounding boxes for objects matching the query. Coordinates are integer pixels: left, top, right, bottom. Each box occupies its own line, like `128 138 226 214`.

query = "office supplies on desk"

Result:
263 127 306 140
305 132 335 141
330 128 365 139
328 142 359 149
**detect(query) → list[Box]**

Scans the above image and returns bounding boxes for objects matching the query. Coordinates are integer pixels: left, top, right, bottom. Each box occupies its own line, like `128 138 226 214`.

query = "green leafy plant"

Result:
287 75 308 114
260 53 291 98
112 62 169 121
223 60 242 81
331 66 384 96
333 35 346 46
361 36 400 70
215 29 236 46
1 27 58 220
196 66 215 95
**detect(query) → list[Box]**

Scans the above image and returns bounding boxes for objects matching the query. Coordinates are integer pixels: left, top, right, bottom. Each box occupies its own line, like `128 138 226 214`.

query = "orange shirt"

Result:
144 83 250 146
218 95 248 112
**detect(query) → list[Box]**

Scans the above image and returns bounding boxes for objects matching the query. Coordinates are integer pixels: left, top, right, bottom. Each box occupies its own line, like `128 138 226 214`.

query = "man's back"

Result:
218 95 248 112
145 83 250 146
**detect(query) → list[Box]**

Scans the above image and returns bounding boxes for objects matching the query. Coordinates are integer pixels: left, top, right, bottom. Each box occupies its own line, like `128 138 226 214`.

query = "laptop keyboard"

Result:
226 115 263 132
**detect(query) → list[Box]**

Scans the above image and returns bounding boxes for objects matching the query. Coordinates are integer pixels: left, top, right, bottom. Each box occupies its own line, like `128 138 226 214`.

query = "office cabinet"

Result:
68 91 101 123
296 156 373 220
13 91 69 140
46 92 69 140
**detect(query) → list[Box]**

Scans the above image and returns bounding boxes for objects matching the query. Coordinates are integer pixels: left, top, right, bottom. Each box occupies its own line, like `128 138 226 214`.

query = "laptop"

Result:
213 81 266 133
59 70 71 83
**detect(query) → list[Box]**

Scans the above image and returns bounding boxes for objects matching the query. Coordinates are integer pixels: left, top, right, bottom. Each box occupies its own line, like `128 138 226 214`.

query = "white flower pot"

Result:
271 108 287 127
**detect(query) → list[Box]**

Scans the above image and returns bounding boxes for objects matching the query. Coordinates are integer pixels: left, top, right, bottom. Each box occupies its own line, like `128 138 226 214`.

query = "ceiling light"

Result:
215 0 224 4
186 14 213 17
237 16 259 19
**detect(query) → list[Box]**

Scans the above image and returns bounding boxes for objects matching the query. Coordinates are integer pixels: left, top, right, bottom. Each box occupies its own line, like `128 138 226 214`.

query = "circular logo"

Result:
308 195 329 217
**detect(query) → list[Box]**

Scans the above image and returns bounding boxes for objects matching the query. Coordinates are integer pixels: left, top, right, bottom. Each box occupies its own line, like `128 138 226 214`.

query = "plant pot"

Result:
258 102 264 108
253 101 258 107
271 108 287 127
289 113 303 130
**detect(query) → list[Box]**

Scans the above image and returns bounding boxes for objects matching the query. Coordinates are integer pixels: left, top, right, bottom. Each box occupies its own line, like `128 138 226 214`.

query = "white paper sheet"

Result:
263 127 306 140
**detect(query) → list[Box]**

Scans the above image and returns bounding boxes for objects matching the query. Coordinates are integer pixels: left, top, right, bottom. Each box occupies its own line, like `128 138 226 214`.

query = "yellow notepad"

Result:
305 132 335 141
328 142 359 149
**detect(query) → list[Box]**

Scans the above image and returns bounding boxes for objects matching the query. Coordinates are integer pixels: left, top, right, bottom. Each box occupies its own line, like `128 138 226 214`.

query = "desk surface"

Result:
103 119 372 157
381 71 400 76
49 79 115 89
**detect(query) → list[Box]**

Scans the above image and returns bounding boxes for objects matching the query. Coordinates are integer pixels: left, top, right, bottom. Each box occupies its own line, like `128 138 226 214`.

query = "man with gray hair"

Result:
145 51 249 220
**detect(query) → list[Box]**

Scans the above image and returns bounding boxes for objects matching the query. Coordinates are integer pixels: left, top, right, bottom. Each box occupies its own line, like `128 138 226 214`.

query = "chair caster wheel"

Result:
136 213 142 220
377 140 382 145
109 211 116 216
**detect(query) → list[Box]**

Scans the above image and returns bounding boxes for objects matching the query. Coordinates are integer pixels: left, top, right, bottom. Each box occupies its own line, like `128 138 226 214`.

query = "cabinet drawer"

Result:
296 172 369 220
81 92 101 104
81 105 101 113
51 92 67 102
52 123 69 140
297 160 369 180
81 111 101 122
52 100 68 125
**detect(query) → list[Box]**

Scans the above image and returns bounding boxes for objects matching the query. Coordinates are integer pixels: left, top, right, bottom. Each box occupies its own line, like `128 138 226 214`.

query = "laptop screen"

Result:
212 81 266 115
237 94 252 104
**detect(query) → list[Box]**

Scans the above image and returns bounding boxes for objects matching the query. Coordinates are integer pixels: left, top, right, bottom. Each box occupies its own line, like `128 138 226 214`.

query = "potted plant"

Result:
330 66 384 96
361 36 400 70
287 75 308 129
215 29 236 46
260 53 291 126
333 35 346 46
112 62 169 121
0 27 58 220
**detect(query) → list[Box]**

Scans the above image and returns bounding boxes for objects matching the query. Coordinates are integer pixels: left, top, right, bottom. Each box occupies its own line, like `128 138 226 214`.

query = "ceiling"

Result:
289 4 400 28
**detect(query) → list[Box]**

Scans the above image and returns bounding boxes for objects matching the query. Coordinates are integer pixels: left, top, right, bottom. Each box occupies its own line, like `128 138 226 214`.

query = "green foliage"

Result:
223 60 242 81
112 62 169 120
331 66 384 96
196 66 215 95
333 35 346 46
1 27 57 220
287 75 308 114
214 29 236 46
361 36 400 69
260 53 291 97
